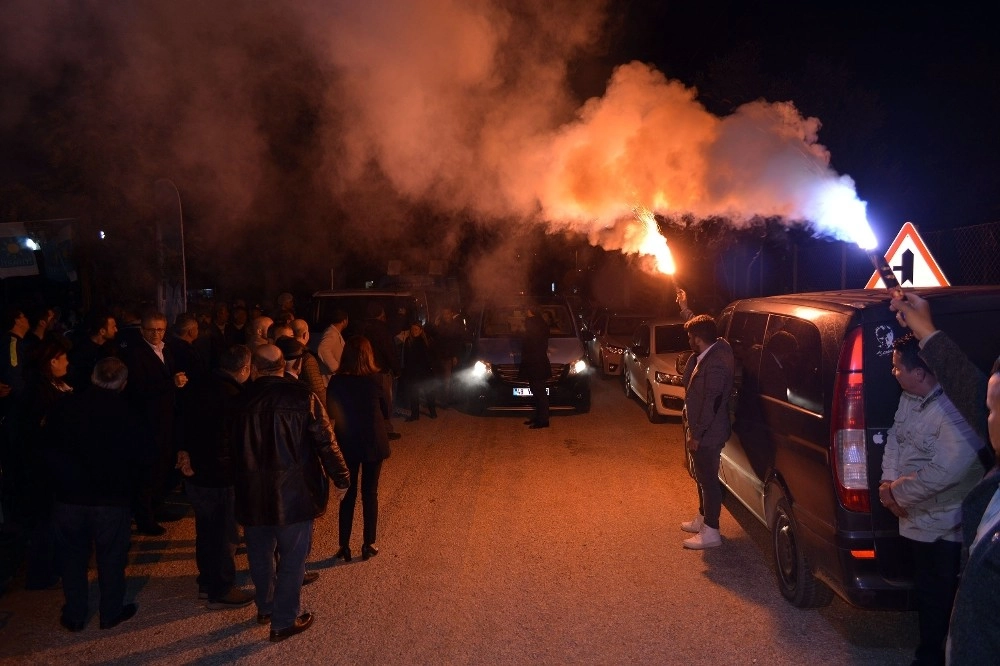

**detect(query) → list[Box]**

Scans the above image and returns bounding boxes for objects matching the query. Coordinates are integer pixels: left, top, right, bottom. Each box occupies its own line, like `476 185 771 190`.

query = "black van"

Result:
709 287 1000 609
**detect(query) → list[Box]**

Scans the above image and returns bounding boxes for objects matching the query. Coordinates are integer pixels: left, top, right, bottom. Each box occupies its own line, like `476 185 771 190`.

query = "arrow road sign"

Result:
865 222 950 289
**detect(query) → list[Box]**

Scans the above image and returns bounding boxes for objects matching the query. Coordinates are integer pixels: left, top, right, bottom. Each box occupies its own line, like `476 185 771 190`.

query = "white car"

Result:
622 318 691 422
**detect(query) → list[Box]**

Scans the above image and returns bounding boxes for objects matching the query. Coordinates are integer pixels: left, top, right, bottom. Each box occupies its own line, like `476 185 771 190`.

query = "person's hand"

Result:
175 450 194 477
334 485 349 502
0 382 10 399
878 481 908 518
174 371 189 388
889 291 936 340
686 436 699 452
676 288 689 311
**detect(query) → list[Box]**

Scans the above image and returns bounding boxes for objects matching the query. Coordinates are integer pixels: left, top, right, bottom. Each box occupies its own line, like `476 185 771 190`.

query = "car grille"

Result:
493 363 566 384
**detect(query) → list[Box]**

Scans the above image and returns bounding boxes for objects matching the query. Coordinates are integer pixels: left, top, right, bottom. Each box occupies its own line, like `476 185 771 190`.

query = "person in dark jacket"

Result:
176 344 254 610
396 320 436 421
45 357 152 632
121 311 188 536
678 299 734 551
21 339 74 590
231 344 350 642
519 306 551 429
67 309 118 392
326 335 392 562
362 303 401 439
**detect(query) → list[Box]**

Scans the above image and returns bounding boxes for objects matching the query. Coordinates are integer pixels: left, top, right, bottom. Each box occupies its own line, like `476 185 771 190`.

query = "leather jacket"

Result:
232 375 350 527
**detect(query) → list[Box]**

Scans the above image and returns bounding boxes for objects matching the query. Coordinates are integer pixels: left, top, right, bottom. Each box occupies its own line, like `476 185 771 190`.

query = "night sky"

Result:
606 1 1000 241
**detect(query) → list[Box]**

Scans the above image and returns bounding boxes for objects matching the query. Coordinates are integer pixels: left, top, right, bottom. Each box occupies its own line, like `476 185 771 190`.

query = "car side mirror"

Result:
632 344 649 357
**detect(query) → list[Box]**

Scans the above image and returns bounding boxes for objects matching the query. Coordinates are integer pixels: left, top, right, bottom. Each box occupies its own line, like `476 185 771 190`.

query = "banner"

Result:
0 222 40 278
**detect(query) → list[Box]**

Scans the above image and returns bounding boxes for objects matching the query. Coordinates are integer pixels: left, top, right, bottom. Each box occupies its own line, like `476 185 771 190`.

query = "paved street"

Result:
0 375 917 665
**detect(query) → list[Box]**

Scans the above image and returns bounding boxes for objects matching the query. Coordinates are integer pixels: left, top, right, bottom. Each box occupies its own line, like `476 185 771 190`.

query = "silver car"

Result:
585 312 656 376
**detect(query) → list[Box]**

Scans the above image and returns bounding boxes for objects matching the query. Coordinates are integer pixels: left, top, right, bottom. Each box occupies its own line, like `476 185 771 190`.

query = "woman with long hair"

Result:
325 335 391 561
22 338 74 589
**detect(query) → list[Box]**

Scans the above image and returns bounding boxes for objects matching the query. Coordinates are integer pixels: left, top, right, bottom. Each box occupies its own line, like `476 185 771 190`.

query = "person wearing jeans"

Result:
231 345 350 642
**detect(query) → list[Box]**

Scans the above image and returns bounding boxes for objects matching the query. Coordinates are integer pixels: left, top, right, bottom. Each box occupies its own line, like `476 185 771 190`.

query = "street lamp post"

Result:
154 178 188 318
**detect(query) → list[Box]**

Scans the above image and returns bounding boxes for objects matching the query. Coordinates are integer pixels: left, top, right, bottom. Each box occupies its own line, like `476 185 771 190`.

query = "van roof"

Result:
729 286 1000 314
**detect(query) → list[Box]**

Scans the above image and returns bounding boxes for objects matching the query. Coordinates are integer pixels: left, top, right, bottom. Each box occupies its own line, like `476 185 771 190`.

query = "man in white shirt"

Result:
317 309 348 384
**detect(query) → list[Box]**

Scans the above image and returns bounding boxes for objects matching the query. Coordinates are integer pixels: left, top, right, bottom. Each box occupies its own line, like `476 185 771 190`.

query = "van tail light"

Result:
831 327 871 513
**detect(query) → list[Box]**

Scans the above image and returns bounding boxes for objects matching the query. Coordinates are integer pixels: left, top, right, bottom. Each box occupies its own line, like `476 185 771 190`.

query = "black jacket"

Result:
44 387 153 506
363 318 401 375
231 375 350 527
179 369 243 487
519 314 551 382
326 375 391 466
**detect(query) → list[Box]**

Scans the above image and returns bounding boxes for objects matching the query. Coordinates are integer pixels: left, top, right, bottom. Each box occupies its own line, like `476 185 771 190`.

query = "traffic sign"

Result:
864 221 950 288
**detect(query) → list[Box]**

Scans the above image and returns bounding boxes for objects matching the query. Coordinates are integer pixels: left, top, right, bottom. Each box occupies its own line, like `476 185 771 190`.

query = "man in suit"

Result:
122 310 188 535
677 291 734 550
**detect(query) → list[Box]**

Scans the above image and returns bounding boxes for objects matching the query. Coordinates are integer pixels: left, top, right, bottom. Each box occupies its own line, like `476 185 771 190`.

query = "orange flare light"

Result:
635 207 676 275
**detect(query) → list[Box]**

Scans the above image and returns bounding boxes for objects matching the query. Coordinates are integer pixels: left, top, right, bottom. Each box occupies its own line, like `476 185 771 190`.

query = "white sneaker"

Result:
683 526 721 550
680 514 704 533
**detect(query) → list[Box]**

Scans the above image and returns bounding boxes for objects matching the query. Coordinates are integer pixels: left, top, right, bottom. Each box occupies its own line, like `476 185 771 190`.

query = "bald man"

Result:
231 344 350 642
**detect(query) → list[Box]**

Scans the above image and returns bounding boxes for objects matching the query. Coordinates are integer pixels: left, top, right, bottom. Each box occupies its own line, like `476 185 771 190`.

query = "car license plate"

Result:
513 387 549 396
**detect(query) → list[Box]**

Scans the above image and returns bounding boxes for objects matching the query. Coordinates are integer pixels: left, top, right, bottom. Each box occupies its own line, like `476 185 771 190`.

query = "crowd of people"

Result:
0 292 466 642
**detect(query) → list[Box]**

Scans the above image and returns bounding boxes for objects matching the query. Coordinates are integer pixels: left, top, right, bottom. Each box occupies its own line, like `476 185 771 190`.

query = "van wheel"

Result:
771 495 834 608
646 386 663 423
623 370 632 399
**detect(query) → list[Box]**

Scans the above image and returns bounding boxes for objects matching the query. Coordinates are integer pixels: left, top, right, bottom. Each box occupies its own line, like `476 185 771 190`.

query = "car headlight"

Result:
569 358 588 375
604 344 626 355
655 371 684 386
471 360 492 378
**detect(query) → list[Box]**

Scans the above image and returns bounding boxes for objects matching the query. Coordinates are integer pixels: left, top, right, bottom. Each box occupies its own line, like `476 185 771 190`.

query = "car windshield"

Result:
607 316 647 336
654 324 689 353
482 304 576 338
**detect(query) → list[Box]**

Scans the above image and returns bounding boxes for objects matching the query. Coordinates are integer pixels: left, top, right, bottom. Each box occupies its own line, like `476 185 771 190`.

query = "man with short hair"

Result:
678 290 734 550
888 292 1000 664
246 316 273 350
317 309 348 382
121 311 188 536
68 310 118 392
176 344 254 610
290 319 326 403
0 306 30 524
171 313 209 384
879 334 982 665
231 344 350 642
362 303 401 440
46 357 151 631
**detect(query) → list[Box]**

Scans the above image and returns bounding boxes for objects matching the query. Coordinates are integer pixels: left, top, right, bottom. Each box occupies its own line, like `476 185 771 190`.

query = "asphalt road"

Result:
0 374 917 665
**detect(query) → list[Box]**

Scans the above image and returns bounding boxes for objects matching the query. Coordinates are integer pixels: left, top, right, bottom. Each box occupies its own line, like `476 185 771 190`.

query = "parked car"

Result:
586 311 657 376
461 297 591 414
699 287 1000 610
621 318 691 422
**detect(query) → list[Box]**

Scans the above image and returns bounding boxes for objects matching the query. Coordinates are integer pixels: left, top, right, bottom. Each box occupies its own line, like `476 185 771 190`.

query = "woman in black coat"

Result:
325 335 391 561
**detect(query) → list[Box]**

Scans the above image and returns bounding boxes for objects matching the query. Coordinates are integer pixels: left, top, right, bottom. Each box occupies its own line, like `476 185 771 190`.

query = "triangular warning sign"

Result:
865 221 950 289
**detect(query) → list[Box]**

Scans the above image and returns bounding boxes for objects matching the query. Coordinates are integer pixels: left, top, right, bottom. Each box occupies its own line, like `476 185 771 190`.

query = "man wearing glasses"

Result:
122 311 188 536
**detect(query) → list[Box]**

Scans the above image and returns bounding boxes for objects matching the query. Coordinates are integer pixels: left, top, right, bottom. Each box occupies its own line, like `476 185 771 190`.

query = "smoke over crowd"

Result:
0 0 871 298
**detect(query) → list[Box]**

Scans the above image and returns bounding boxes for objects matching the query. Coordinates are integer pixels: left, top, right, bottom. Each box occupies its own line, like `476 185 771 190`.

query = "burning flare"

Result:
633 206 675 275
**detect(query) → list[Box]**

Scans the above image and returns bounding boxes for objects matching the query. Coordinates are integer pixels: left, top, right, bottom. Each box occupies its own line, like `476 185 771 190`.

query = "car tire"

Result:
623 368 632 398
646 385 663 423
769 492 834 608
